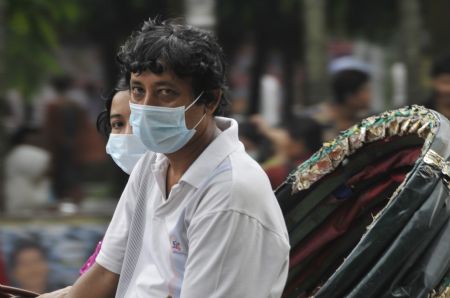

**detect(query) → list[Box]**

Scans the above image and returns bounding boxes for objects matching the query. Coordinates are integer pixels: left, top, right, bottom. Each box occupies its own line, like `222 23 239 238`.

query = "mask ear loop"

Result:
185 91 205 111
186 91 206 130
193 112 207 130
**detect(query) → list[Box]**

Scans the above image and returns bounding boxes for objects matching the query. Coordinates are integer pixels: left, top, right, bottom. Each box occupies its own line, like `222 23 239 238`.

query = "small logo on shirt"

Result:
170 236 182 253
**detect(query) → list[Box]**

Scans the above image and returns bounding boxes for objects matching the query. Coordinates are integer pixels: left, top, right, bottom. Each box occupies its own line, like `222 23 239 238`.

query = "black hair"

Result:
0 95 11 116
238 120 274 163
285 116 323 153
9 126 39 148
431 54 450 78
332 69 370 104
117 17 229 115
96 77 129 137
238 121 263 145
50 75 73 94
10 240 47 269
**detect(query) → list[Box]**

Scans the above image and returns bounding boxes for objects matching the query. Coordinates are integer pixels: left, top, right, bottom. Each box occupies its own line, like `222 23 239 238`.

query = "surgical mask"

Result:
106 134 147 174
130 92 206 154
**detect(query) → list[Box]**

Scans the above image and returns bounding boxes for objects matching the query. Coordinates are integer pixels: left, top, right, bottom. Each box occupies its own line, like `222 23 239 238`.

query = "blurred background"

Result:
1 0 450 292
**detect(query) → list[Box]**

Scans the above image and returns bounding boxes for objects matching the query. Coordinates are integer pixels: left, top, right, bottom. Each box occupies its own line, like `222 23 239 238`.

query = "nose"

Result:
124 122 133 134
142 94 153 106
131 93 152 106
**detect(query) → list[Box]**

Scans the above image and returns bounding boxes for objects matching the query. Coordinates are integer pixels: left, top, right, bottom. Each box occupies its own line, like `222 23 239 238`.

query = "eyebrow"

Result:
153 81 177 88
109 114 123 119
130 79 177 89
130 80 143 87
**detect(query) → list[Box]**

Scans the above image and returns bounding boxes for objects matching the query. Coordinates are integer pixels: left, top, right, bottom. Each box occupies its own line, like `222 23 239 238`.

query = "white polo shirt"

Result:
96 117 290 298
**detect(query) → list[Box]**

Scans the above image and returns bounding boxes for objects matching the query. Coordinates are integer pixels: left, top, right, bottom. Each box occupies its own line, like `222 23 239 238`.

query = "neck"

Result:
166 117 219 178
332 103 358 130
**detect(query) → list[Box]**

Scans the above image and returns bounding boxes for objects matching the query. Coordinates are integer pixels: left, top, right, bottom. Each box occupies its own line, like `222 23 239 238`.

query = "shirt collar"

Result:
150 117 243 189
182 117 243 188
150 153 170 197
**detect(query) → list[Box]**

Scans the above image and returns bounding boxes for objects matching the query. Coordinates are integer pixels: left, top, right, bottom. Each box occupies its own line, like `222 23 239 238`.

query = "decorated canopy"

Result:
277 105 450 298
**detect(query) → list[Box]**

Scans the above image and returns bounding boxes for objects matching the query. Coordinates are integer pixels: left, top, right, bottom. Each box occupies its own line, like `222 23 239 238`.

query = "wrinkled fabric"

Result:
315 111 450 298
277 108 450 298
290 171 406 269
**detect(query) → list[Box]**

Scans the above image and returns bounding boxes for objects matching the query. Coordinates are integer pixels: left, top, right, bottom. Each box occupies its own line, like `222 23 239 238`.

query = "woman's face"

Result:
110 90 132 134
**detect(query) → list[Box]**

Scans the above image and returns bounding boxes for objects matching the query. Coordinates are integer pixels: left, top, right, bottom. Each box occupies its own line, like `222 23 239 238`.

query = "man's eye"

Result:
131 86 145 96
157 88 175 96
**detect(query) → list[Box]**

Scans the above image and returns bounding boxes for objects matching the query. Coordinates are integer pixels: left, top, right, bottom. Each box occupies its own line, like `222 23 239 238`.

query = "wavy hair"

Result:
96 77 129 137
116 17 229 115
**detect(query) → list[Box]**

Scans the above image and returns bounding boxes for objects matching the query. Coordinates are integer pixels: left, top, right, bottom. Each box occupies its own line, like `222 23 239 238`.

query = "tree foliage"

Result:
3 0 173 98
326 0 398 41
4 0 80 98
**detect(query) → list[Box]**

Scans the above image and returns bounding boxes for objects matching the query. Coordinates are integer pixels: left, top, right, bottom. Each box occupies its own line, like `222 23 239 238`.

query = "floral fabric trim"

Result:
290 105 438 193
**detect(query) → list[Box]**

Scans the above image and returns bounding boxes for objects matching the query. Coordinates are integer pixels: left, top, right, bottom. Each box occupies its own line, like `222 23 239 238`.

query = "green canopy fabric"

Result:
277 106 450 298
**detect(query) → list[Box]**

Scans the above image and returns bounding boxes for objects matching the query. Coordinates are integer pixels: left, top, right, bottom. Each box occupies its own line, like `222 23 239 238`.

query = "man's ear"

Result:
205 89 222 115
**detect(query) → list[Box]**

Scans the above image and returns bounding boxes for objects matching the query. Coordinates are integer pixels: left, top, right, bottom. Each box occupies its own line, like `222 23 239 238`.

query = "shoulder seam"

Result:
191 209 289 245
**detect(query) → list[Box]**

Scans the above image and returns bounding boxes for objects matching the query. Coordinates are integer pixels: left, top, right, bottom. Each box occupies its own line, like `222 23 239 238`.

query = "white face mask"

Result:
129 92 206 154
105 134 147 174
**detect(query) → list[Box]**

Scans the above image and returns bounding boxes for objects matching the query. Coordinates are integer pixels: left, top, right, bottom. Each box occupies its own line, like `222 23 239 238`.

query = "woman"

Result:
80 78 147 275
30 78 147 298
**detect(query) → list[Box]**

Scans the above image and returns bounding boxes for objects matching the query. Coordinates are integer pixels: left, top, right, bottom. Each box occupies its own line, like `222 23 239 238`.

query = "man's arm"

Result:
38 263 118 298
67 263 119 298
39 151 151 298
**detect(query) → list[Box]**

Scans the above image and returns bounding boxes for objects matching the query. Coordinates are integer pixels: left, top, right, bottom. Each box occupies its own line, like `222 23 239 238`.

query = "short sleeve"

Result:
95 157 143 274
181 210 290 298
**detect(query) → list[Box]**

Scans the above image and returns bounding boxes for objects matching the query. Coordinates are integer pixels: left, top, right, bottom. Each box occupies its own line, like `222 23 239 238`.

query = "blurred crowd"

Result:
233 54 450 190
2 53 450 219
2 75 111 215
1 31 450 297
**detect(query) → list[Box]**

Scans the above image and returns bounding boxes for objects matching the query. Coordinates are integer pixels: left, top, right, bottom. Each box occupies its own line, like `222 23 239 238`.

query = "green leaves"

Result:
3 0 81 98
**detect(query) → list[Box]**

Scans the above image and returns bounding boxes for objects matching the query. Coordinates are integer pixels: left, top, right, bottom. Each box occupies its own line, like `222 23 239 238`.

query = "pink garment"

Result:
80 240 102 275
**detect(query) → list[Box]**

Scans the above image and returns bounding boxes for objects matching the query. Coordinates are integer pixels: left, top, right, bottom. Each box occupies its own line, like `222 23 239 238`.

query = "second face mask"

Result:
106 133 147 174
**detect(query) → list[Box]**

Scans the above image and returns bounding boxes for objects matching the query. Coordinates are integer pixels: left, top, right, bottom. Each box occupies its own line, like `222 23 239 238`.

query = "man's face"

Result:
347 83 372 110
283 138 307 161
12 248 49 292
432 74 450 103
129 70 205 130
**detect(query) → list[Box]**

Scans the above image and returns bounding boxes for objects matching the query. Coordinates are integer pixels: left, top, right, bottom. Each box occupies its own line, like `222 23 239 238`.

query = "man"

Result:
425 54 450 119
304 67 372 141
40 18 289 298
4 127 51 214
43 76 87 203
261 116 323 189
